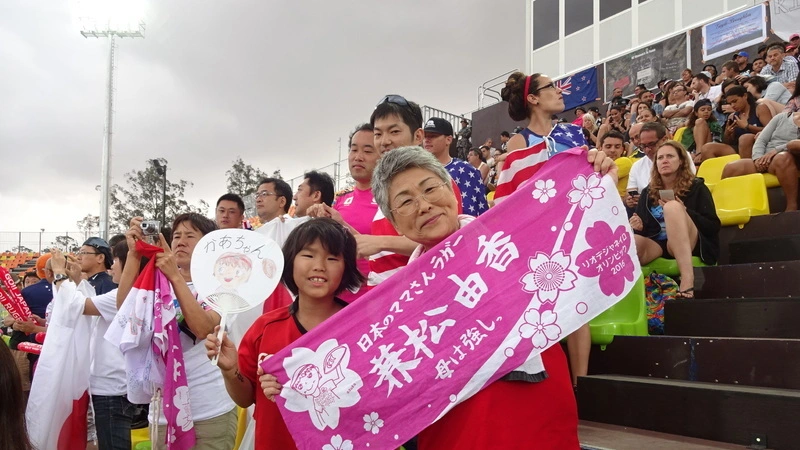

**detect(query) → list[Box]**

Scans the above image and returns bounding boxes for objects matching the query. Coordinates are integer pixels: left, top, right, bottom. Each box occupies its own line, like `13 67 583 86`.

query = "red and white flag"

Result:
26 280 94 450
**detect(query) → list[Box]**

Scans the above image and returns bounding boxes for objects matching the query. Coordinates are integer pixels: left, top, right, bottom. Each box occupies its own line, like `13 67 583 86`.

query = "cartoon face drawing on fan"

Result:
213 252 253 291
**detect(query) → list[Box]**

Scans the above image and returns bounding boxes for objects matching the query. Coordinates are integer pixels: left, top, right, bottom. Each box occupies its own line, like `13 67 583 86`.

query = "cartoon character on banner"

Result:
281 339 364 431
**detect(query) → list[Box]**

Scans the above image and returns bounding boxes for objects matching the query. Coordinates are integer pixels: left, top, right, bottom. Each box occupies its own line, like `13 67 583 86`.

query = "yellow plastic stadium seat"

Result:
712 173 770 227
697 154 740 192
234 406 247 450
672 127 686 143
130 427 150 449
762 173 781 188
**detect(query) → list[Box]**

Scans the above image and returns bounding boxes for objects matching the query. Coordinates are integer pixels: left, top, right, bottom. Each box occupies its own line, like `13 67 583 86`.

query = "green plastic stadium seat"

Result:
589 275 647 346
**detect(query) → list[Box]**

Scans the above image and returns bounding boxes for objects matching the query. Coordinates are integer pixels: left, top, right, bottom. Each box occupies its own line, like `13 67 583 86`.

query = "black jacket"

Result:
634 178 721 265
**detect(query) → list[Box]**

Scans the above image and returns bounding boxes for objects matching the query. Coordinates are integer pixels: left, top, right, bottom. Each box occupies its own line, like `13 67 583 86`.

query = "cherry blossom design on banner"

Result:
261 148 640 450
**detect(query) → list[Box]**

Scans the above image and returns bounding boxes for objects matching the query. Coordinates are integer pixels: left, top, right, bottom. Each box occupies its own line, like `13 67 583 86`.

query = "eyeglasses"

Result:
376 95 409 107
640 141 661 150
255 190 277 199
76 251 101 256
534 82 556 93
390 182 448 217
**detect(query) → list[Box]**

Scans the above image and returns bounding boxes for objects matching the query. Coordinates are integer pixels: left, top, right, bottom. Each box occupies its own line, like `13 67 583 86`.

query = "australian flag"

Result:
556 67 598 111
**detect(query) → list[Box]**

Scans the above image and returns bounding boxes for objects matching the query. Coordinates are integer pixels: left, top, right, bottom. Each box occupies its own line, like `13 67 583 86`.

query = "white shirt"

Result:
89 289 127 396
698 85 723 107
255 214 306 248
627 153 697 192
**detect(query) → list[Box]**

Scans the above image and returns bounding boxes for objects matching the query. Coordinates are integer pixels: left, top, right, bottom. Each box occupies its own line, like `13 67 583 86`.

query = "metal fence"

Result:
0 231 94 253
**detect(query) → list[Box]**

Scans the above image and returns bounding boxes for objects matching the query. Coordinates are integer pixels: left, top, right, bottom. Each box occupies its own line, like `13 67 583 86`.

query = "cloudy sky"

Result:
0 0 524 236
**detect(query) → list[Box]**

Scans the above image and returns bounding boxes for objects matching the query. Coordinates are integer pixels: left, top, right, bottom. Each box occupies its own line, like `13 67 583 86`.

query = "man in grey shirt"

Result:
722 111 800 211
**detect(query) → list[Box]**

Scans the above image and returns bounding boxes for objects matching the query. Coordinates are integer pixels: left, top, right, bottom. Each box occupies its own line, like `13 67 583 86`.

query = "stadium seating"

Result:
641 256 710 277
589 275 647 346
696 154 740 192
711 173 770 227
763 173 780 188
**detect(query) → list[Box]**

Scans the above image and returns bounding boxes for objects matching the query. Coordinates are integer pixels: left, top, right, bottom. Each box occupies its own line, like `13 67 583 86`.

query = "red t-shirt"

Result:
238 305 302 449
238 299 347 448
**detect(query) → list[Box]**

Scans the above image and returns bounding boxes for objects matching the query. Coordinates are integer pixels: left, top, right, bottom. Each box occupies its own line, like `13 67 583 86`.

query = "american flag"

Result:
493 140 550 203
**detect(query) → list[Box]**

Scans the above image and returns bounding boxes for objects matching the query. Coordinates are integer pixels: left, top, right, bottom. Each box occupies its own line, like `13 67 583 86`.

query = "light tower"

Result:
75 0 145 239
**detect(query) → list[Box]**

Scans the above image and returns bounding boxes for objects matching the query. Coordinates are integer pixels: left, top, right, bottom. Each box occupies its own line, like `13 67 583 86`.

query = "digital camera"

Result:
141 220 161 236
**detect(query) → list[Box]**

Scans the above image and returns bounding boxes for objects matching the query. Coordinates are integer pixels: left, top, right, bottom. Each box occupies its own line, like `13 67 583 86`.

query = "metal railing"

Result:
477 69 518 109
0 231 93 253
422 105 470 129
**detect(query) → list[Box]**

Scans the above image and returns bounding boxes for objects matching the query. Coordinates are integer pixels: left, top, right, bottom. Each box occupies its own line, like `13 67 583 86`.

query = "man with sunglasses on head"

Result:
78 237 117 295
363 95 465 289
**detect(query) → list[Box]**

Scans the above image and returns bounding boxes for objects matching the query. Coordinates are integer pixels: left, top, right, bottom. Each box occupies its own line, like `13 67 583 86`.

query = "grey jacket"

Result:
752 112 799 159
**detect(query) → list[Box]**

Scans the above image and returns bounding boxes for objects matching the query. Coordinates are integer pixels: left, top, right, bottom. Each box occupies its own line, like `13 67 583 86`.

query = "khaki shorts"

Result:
153 408 238 450
11 349 31 391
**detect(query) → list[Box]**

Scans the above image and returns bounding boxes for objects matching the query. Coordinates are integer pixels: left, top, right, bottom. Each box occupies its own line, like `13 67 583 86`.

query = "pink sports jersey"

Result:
334 187 379 302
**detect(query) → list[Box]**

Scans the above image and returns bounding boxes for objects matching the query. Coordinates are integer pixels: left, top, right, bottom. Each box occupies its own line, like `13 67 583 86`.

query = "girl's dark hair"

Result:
500 72 545 121
720 78 740 93
281 218 364 297
725 85 757 111
0 344 34 450
687 99 717 128
743 76 768 94
703 64 718 76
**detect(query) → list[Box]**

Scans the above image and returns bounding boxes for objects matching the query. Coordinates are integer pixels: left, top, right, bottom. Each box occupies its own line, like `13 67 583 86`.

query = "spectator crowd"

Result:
1 35 799 450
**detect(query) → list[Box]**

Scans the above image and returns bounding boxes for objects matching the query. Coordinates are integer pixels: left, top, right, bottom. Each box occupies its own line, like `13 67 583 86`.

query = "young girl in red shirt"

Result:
205 218 364 449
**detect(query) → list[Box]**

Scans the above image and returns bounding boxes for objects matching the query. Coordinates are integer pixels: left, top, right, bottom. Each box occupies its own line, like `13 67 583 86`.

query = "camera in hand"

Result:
141 220 161 236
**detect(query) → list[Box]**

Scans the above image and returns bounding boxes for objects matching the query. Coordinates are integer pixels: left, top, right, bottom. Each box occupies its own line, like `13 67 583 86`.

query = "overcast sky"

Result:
0 0 524 235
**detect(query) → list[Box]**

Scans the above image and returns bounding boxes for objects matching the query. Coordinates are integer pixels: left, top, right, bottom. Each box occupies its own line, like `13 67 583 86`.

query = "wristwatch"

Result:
53 273 69 283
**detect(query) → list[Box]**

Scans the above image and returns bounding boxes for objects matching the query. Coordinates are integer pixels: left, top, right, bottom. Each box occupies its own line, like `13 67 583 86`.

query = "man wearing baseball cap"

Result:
423 117 488 216
78 237 117 295
735 51 752 74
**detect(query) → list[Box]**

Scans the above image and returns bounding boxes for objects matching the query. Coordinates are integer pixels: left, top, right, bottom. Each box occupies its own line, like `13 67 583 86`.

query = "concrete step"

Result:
577 375 800 449
665 297 800 338
694 261 800 299
588 335 800 390
579 421 748 450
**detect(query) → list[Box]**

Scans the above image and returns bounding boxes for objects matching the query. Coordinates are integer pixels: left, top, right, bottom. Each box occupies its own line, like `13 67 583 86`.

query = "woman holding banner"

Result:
498 71 617 391
372 146 613 449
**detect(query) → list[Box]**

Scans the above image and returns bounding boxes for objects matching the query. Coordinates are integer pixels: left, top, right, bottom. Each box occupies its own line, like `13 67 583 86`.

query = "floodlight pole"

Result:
82 23 144 240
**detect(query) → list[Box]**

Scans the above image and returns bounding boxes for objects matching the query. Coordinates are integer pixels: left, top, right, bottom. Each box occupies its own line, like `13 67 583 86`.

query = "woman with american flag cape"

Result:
498 71 617 389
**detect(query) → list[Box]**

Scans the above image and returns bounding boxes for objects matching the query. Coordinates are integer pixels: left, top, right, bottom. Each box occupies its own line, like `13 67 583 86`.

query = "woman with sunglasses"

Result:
499 72 616 395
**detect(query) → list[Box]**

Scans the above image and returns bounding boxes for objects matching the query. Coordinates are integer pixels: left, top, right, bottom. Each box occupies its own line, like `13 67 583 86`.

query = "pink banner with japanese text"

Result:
0 266 32 321
262 149 640 450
